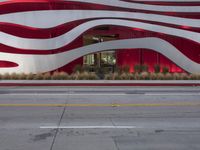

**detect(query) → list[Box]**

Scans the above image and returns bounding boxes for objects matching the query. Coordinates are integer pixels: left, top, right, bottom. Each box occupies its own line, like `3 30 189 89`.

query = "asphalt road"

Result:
0 86 200 150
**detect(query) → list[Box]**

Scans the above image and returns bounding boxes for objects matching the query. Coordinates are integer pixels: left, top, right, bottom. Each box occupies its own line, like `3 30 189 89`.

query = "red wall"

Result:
59 25 199 73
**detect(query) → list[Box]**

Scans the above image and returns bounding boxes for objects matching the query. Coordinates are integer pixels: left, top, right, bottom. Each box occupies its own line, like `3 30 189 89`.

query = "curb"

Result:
0 80 200 87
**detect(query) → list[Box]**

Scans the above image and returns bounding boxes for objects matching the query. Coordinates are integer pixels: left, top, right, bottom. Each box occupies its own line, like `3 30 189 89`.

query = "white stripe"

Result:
145 93 200 96
5 93 128 96
0 38 200 74
4 93 200 96
1 10 200 28
40 126 137 129
1 19 200 50
68 0 200 12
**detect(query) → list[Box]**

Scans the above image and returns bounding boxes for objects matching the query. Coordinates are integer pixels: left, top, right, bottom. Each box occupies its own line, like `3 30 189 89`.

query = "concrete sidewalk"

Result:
0 80 200 86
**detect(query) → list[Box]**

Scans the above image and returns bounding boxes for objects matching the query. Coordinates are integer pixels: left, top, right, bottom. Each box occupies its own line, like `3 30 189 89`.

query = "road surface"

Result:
0 86 200 150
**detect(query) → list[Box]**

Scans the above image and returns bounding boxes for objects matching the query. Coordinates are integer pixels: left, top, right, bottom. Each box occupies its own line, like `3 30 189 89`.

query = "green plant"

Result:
150 73 157 80
179 73 189 80
78 72 89 80
26 73 35 80
189 74 200 80
18 73 27 80
58 72 70 80
129 73 135 80
71 72 79 80
112 73 121 80
114 66 120 73
51 72 61 80
121 65 130 74
134 73 140 80
140 72 150 80
172 73 179 80
10 73 19 80
82 65 90 73
2 73 11 80
134 64 141 73
141 64 149 72
34 73 44 80
43 72 52 80
120 73 130 80
88 73 99 80
73 65 82 73
104 73 112 80
71 72 98 80
165 73 173 80
154 64 161 73
162 66 169 74
156 73 165 80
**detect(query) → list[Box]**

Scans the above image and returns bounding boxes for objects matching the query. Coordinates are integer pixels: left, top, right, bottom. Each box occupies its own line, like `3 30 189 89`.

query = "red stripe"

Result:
1 18 200 39
0 1 200 19
0 19 91 39
0 60 18 68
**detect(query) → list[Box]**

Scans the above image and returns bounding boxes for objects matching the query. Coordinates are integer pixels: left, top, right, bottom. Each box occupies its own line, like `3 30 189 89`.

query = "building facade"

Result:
0 0 200 74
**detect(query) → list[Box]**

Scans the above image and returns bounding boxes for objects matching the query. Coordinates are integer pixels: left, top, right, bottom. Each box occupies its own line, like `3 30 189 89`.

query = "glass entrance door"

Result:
83 35 116 73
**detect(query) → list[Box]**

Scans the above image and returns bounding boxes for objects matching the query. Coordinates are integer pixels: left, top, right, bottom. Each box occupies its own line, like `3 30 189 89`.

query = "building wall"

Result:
0 0 200 74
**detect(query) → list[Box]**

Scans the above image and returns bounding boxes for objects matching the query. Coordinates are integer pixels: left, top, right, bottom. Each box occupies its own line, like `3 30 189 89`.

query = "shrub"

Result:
164 73 173 80
82 65 90 73
43 73 52 80
114 66 120 73
104 74 112 80
141 64 149 72
134 64 141 73
34 73 44 80
78 72 89 80
150 73 157 80
73 65 82 73
140 72 150 80
120 73 130 80
156 73 165 80
172 73 180 80
189 74 200 80
2 73 11 80
58 72 70 80
53 72 71 80
134 73 140 80
10 73 19 80
154 64 161 73
88 73 99 80
179 73 189 80
162 66 169 74
51 72 61 80
113 73 121 80
71 72 98 80
95 67 106 79
18 73 27 80
121 65 130 74
129 73 135 80
71 72 79 80
26 73 35 80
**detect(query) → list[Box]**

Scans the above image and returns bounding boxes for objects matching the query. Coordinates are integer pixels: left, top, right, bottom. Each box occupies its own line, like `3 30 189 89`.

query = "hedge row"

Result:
0 72 200 80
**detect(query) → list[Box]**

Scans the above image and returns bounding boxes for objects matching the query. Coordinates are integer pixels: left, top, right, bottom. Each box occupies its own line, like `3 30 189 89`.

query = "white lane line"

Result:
4 93 128 96
145 93 200 96
40 126 137 129
3 93 200 96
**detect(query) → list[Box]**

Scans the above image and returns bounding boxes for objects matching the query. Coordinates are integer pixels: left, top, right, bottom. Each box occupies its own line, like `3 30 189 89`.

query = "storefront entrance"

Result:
83 35 117 73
